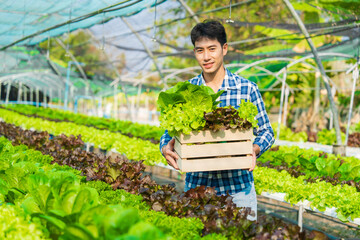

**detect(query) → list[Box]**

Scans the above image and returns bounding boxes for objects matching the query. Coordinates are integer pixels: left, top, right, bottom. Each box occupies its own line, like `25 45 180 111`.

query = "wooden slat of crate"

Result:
175 129 253 144
177 155 252 172
174 138 252 159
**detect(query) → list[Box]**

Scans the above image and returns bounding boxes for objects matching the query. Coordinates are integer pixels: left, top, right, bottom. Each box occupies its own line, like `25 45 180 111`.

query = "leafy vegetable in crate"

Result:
158 82 259 135
203 101 258 132
157 81 223 135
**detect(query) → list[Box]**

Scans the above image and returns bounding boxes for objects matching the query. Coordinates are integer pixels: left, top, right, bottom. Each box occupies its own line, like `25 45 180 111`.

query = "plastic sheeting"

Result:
0 0 166 47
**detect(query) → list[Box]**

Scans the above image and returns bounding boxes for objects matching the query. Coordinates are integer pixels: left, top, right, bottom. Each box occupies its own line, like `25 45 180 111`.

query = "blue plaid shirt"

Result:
160 68 274 195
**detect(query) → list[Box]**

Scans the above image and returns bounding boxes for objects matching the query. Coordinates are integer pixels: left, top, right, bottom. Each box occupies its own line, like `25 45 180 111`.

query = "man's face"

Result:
193 37 228 75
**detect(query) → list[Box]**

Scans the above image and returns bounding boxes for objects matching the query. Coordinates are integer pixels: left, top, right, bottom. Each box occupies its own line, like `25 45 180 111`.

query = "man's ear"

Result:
222 43 228 56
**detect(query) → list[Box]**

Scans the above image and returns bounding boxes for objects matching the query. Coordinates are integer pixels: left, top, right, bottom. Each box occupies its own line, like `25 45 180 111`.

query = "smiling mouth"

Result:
203 63 214 69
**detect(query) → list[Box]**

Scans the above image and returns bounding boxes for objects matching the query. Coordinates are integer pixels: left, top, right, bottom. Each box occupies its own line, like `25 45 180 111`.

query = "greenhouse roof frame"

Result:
1 0 359 122
0 0 167 49
164 52 355 92
0 71 68 91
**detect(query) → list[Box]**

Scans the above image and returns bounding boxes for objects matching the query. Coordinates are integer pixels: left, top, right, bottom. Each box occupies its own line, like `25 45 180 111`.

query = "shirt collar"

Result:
198 68 241 91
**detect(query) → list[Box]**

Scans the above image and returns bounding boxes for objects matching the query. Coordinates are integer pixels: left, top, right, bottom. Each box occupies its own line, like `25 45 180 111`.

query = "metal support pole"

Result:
314 71 321 115
98 97 103 117
17 82 22 102
23 85 27 102
298 203 304 232
65 61 84 110
36 87 39 107
44 89 47 107
283 0 342 145
131 97 135 121
311 71 321 131
58 88 61 104
329 86 336 129
86 142 90 152
329 110 333 130
5 81 11 104
64 64 71 110
0 82 2 101
70 86 74 109
145 94 150 121
74 97 79 114
65 63 71 109
81 98 85 114
282 85 290 126
177 0 200 23
345 65 359 145
114 83 118 119
136 83 142 121
277 69 287 140
30 87 33 103
49 89 52 104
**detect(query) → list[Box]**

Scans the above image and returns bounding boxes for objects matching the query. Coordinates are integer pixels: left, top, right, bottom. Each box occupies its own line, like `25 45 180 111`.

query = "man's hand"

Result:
249 144 260 172
162 138 180 170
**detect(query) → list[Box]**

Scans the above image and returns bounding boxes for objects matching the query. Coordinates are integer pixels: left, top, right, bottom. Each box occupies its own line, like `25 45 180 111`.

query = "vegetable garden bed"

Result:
0 120 329 239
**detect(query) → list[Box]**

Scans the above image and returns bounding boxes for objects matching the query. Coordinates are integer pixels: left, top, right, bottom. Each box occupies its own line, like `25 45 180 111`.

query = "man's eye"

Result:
209 48 216 51
196 49 203 53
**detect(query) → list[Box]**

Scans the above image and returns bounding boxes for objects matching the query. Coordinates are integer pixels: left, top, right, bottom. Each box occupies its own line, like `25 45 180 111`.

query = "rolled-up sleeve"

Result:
250 84 275 157
159 129 172 156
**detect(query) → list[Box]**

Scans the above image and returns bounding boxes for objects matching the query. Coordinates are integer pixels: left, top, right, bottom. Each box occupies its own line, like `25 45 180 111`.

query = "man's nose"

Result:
203 50 210 60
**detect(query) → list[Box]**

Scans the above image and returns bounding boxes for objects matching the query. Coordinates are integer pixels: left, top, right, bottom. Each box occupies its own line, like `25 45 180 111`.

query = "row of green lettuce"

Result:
0 108 166 166
272 122 360 146
6 104 360 147
2 104 164 141
2 111 360 222
258 145 360 182
0 136 223 240
256 145 360 221
254 166 360 222
2 107 359 178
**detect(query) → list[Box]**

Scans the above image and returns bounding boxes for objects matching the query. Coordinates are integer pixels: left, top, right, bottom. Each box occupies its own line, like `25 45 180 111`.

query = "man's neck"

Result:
203 66 226 93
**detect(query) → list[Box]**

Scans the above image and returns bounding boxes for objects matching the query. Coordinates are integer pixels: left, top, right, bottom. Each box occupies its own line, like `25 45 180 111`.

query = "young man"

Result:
159 20 274 221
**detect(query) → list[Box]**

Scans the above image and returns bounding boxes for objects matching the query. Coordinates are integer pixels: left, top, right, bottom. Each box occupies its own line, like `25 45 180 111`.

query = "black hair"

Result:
190 20 227 46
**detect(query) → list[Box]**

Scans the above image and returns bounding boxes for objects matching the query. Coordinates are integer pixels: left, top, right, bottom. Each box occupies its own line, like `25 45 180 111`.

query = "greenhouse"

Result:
0 0 360 239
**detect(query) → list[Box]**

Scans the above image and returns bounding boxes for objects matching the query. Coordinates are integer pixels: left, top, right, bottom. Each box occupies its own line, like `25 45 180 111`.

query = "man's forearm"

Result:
253 144 261 156
253 127 275 157
160 129 172 154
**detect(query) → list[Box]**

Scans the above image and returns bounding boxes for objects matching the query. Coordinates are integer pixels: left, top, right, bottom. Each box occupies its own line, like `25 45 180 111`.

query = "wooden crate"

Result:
174 128 253 172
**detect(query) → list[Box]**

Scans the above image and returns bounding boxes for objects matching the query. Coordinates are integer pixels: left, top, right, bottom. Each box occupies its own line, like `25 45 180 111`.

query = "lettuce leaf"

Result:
157 82 224 135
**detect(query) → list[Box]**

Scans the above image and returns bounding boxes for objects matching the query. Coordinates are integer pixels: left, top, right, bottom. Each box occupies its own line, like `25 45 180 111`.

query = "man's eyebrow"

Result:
194 45 217 50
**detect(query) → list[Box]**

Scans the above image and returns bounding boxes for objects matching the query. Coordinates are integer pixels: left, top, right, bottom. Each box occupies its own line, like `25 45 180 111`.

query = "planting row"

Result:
0 107 165 166
273 123 360 147
0 107 360 223
0 121 325 239
4 104 360 148
258 145 360 191
0 136 183 240
256 146 360 221
254 166 360 222
2 104 163 143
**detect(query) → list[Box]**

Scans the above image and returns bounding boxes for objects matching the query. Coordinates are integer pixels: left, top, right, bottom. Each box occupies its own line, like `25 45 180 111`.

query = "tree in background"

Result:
39 30 126 79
